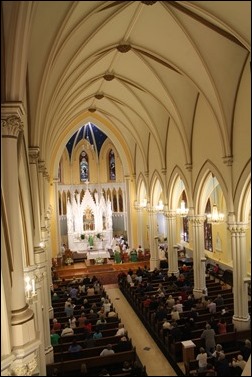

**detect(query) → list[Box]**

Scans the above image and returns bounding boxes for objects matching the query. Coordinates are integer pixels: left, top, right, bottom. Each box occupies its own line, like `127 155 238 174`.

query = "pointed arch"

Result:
136 173 148 206
168 167 191 210
150 170 165 207
194 161 228 215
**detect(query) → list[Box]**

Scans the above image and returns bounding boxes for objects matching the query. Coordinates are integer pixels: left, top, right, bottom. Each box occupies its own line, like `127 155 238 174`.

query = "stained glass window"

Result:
80 151 89 181
204 199 213 251
109 150 116 180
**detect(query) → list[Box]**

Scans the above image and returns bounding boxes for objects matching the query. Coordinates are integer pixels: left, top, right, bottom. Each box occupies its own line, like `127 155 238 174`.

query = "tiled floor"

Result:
105 284 179 376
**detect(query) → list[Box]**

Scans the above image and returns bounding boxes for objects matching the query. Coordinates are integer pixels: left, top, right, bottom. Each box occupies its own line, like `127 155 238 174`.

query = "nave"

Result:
105 285 179 377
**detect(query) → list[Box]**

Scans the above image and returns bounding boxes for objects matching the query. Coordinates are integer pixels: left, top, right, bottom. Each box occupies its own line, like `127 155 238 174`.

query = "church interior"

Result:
1 1 251 376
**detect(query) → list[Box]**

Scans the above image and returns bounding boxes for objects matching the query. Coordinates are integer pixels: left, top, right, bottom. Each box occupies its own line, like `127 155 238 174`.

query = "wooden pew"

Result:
169 329 251 362
184 350 241 375
46 349 137 376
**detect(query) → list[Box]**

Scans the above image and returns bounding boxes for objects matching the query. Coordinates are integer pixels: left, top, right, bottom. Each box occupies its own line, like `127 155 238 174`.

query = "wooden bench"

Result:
169 329 251 362
53 334 128 352
184 350 241 375
54 338 133 362
46 349 137 375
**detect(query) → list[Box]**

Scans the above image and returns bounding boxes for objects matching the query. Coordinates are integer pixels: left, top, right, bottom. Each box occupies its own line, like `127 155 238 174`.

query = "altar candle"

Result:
32 279 35 295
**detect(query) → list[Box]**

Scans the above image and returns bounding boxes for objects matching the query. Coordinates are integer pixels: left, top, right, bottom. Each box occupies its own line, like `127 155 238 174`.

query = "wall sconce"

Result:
206 176 224 224
24 276 37 303
140 198 147 208
176 200 189 217
155 200 164 212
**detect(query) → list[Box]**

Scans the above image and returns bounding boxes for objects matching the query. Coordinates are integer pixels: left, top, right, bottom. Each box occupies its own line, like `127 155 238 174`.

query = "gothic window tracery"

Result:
80 151 89 181
109 150 116 180
204 199 213 251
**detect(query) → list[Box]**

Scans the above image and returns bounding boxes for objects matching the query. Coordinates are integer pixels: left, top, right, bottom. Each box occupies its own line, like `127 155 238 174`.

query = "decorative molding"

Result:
88 107 96 113
94 93 104 100
117 43 131 53
1 116 24 138
188 215 206 225
185 163 192 171
222 155 233 166
38 160 45 173
141 1 157 5
28 147 40 164
104 73 115 81
9 354 38 376
228 223 248 234
164 210 177 219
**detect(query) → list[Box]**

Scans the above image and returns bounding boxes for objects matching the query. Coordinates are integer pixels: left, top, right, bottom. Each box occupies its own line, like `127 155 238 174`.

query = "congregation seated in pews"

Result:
47 276 147 376
118 263 251 375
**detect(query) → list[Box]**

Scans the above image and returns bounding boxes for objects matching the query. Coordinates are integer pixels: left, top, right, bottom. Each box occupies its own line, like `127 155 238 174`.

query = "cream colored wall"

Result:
60 139 124 186
232 60 251 194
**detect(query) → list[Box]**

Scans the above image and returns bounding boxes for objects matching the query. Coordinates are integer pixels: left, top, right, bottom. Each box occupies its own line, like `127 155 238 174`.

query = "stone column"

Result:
134 202 144 248
1 104 38 375
29 147 42 247
34 267 54 365
165 210 179 276
38 161 46 235
1 108 35 322
228 222 250 331
53 178 62 254
148 207 160 270
189 215 207 299
124 176 133 245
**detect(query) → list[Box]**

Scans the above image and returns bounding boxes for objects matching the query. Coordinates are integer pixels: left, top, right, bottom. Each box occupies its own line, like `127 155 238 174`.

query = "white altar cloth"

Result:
86 251 110 260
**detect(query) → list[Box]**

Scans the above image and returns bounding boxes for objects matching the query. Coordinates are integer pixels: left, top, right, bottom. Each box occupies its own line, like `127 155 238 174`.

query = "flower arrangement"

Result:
65 257 73 265
95 257 104 265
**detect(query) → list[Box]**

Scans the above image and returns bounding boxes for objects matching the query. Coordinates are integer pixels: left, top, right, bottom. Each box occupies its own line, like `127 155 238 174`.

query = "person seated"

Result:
115 323 127 337
100 344 115 356
196 347 208 373
61 323 74 337
52 318 61 331
68 339 83 354
240 339 251 361
50 329 60 346
230 355 246 376
122 361 132 372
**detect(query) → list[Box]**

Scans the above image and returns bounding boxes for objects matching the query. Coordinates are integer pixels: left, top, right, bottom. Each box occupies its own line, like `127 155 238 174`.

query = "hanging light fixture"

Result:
155 199 164 212
176 179 189 217
207 176 224 224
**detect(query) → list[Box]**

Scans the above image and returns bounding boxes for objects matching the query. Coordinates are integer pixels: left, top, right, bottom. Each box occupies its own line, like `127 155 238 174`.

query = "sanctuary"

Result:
66 186 113 252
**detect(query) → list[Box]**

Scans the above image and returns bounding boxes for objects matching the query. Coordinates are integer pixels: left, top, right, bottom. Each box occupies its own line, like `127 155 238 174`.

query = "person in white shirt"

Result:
100 344 115 356
196 347 208 372
61 323 74 337
115 323 127 337
173 300 183 313
103 299 111 314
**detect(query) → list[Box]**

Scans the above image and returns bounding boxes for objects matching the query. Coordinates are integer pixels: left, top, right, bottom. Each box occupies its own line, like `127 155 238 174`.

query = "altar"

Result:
86 250 110 265
66 185 113 252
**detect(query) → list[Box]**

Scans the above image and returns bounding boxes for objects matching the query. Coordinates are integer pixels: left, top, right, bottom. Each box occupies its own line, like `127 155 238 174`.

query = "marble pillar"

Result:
189 215 208 299
228 222 250 331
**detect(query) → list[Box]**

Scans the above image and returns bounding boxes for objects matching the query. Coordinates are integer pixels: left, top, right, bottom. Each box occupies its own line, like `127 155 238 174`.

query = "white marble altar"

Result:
67 187 113 251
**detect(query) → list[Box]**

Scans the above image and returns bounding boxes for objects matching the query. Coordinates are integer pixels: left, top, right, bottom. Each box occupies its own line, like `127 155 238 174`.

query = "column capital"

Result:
228 222 248 234
38 160 46 173
189 215 206 225
164 210 177 219
223 155 233 166
1 102 25 137
29 147 40 164
1 115 24 138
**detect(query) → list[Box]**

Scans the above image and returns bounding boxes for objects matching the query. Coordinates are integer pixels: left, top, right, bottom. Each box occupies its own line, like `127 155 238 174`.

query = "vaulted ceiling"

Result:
4 1 251 175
